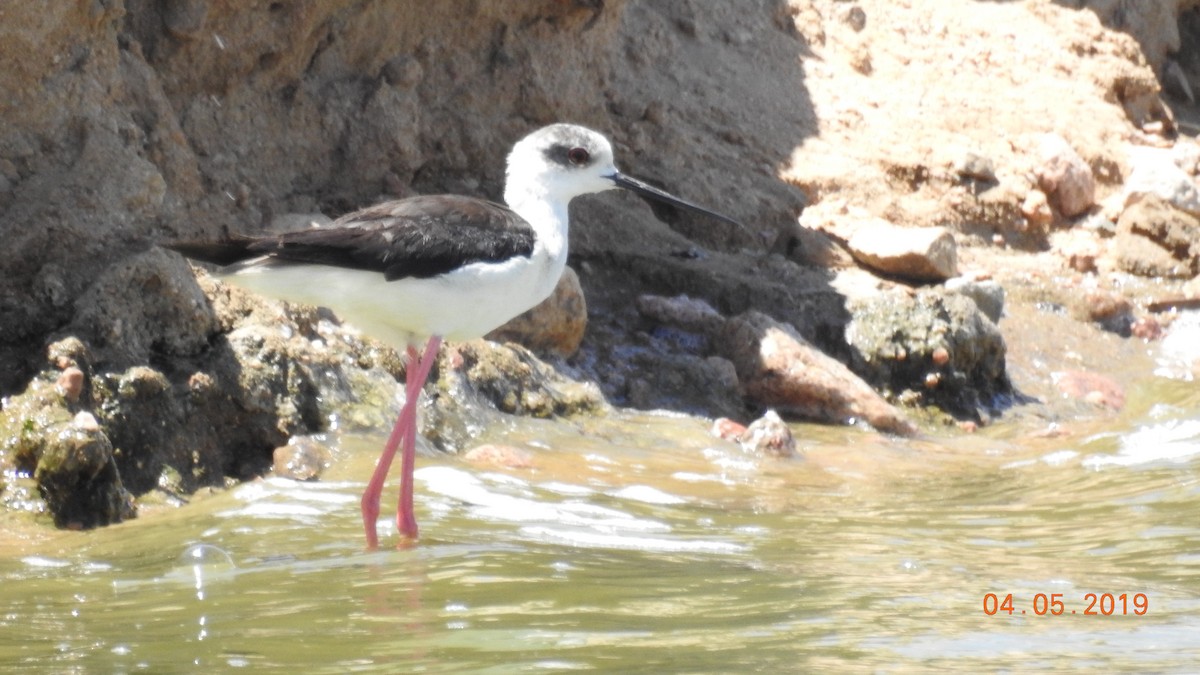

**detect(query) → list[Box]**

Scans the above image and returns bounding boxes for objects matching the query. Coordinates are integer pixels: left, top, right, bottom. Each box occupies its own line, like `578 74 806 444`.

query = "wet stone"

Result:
1054 370 1125 410
272 436 332 481
463 444 536 469
34 415 134 529
737 410 799 458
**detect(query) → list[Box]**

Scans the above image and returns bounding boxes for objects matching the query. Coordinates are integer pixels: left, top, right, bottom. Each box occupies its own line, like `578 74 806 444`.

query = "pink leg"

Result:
359 335 442 548
361 405 408 549
396 335 442 540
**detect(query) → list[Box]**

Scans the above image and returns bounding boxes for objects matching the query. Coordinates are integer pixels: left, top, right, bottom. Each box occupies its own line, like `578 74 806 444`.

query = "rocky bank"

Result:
2 1 1200 529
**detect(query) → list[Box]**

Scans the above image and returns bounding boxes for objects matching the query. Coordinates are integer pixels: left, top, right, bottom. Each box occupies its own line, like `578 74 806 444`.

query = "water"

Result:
2 340 1200 672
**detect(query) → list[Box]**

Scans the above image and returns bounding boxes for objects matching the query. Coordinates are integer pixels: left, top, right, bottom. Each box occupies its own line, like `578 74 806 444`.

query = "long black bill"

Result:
608 172 745 231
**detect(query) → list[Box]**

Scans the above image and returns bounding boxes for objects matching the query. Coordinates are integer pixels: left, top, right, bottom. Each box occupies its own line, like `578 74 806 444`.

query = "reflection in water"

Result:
1 356 1199 671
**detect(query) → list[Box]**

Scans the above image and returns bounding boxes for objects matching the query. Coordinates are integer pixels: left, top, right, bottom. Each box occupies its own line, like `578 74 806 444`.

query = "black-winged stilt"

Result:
168 123 739 548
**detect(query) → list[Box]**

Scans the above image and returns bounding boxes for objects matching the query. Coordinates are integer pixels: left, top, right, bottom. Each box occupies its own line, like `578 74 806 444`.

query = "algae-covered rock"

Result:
845 288 1013 420
0 379 74 477
422 340 607 453
444 340 605 419
34 412 135 529
0 378 134 529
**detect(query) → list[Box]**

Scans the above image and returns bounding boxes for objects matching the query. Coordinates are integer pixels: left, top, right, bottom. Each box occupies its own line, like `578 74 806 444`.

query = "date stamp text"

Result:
983 592 1148 616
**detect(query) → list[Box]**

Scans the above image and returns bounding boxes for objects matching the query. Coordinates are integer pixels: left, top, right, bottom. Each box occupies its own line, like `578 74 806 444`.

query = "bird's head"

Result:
505 123 743 228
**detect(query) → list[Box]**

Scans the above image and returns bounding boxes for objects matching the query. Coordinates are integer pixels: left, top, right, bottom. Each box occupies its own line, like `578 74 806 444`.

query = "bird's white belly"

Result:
222 251 563 348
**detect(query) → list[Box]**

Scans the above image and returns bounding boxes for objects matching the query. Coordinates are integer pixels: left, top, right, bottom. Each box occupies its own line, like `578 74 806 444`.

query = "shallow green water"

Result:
3 338 1200 672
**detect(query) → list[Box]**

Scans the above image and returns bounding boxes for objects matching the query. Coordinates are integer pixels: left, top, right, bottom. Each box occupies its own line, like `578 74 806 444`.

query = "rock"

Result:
625 353 742 418
463 444 535 469
486 266 587 358
424 340 606 453
1171 138 1200 175
842 5 867 32
625 294 745 417
944 276 1005 324
737 410 798 458
846 221 958 282
96 365 185 495
1021 188 1055 227
717 310 915 435
1113 232 1194 279
955 151 996 183
163 0 209 40
1050 228 1103 274
1157 312 1200 378
56 367 85 403
635 294 725 336
68 249 220 367
1075 0 1177 73
1124 147 1200 216
1079 213 1117 235
1034 133 1095 218
1130 316 1164 340
446 340 604 418
710 417 746 441
1148 292 1200 313
34 412 134 529
381 55 424 89
272 436 332 481
48 337 92 371
845 288 1011 420
1053 370 1125 410
1078 289 1134 336
1115 194 1200 275
777 222 857 269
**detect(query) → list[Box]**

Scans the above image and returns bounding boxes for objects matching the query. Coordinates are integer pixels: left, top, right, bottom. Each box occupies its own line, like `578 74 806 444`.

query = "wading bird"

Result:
169 123 739 547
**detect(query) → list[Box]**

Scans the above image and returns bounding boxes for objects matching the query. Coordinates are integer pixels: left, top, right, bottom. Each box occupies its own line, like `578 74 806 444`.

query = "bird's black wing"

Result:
168 196 536 281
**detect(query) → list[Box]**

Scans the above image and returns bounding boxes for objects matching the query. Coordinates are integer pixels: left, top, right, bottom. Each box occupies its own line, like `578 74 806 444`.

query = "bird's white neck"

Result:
505 181 571 263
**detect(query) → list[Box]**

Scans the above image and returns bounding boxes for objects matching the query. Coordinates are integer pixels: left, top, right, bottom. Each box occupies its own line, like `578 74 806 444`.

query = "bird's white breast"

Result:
222 238 566 349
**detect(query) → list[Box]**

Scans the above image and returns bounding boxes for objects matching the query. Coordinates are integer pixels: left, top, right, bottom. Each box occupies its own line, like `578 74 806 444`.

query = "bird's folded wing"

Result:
168 196 537 281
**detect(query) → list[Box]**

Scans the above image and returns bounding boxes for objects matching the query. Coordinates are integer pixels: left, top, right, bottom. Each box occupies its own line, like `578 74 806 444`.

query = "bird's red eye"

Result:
567 147 590 166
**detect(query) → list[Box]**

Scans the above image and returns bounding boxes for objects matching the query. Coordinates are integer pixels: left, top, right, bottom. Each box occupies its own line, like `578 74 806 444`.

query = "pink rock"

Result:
710 417 747 441
463 444 535 469
56 367 85 403
717 310 916 435
1035 133 1095 218
1053 370 1125 410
